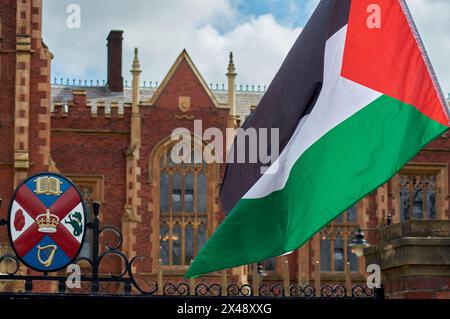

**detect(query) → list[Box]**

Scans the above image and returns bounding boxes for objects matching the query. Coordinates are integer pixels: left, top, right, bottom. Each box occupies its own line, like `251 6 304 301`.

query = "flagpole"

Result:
399 0 450 124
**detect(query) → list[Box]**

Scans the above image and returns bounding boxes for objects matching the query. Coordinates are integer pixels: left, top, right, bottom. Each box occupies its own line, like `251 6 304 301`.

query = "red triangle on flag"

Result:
341 0 448 126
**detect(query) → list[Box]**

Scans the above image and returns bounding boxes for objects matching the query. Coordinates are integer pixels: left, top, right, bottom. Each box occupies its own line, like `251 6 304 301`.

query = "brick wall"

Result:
0 0 53 237
48 55 230 275
0 0 17 243
29 0 52 175
136 57 229 273
51 93 131 273
385 276 450 299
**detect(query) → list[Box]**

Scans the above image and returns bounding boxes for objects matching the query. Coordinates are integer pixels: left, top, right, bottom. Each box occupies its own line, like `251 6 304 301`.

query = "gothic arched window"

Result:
400 174 437 221
393 164 447 224
157 143 213 267
319 206 359 273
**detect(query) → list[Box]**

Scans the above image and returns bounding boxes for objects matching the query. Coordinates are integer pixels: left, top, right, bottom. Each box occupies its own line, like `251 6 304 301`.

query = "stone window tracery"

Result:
158 146 210 267
319 206 359 273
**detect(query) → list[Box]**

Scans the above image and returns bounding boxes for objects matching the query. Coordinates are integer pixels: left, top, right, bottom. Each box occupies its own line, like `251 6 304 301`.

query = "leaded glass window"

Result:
320 237 331 271
319 206 359 273
258 257 276 272
400 174 437 221
159 146 209 266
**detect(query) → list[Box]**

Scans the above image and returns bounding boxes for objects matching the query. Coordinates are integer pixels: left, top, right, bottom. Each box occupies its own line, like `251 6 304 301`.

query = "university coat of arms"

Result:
8 173 86 272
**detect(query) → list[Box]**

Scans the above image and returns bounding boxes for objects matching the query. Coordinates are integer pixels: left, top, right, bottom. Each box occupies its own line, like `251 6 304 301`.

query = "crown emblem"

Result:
35 209 59 233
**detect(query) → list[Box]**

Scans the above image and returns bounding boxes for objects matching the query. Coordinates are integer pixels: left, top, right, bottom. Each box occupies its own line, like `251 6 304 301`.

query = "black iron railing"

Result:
0 200 383 299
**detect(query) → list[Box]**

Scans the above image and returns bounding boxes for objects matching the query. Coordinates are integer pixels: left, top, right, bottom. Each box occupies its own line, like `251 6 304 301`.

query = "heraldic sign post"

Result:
0 172 380 299
8 173 87 272
0 172 150 295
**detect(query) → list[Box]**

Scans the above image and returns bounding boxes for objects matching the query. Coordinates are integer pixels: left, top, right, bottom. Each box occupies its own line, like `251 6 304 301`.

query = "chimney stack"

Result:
107 30 124 92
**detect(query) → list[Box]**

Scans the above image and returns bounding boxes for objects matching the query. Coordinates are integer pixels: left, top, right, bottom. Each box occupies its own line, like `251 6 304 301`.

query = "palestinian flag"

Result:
186 0 449 277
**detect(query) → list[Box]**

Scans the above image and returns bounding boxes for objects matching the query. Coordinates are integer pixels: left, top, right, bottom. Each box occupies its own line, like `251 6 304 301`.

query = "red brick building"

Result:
1 0 449 298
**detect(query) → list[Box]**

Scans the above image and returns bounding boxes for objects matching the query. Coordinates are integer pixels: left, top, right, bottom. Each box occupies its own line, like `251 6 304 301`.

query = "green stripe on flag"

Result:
186 95 448 278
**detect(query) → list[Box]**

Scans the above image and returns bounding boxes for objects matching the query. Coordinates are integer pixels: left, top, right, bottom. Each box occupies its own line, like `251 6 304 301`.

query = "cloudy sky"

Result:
43 0 450 95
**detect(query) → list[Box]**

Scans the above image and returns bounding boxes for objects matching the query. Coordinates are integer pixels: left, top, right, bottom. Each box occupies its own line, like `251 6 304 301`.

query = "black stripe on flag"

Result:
220 0 351 213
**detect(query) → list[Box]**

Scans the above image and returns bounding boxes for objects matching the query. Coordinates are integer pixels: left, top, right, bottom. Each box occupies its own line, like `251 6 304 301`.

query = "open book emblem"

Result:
34 176 63 196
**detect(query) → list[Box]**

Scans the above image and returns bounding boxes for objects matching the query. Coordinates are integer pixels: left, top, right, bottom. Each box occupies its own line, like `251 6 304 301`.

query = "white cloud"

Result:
406 0 450 96
191 15 301 86
44 0 301 88
43 0 449 95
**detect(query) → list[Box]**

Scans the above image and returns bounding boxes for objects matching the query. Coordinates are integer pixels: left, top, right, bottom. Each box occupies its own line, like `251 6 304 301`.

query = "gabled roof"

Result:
148 49 221 108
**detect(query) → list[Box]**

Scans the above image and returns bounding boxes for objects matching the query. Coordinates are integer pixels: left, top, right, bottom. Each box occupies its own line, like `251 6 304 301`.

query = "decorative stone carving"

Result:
178 96 191 113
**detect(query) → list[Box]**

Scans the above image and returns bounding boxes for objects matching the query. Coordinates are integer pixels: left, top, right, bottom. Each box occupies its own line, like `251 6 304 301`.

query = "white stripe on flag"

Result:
244 26 382 199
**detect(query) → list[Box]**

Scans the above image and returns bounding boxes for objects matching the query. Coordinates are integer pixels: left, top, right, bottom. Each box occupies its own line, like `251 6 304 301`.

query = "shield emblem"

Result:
178 96 191 113
8 172 87 272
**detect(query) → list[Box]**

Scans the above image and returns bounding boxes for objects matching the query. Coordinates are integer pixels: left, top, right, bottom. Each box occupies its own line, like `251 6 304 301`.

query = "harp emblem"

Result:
37 244 58 267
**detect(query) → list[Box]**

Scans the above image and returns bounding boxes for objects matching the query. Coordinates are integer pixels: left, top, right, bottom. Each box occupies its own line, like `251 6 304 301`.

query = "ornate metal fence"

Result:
0 199 382 299
152 282 376 298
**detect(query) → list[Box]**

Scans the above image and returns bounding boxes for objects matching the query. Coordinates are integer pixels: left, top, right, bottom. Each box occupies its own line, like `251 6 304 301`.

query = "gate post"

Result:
252 263 259 297
221 270 227 296
91 201 101 293
157 259 163 295
314 261 321 297
345 261 352 297
189 260 195 295
283 259 290 297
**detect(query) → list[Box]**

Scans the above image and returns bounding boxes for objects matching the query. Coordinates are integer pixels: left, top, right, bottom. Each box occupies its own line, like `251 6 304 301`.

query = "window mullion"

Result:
421 176 427 220
181 222 186 266
193 171 198 256
181 171 186 212
408 178 414 219
168 171 173 265
168 222 173 266
330 227 335 273
343 230 349 271
193 171 198 217
168 171 173 213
